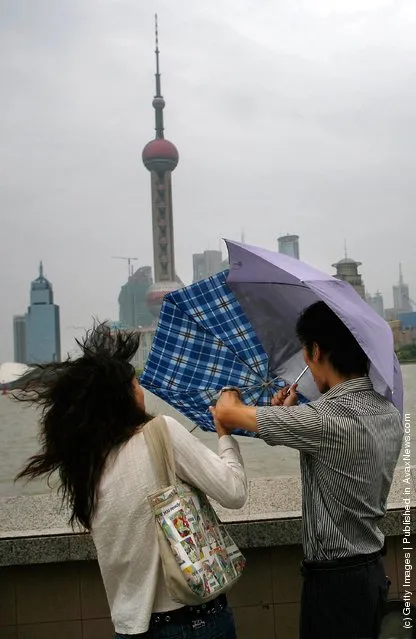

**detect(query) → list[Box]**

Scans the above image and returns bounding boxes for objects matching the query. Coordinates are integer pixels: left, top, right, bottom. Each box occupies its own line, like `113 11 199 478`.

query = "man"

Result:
213 301 403 639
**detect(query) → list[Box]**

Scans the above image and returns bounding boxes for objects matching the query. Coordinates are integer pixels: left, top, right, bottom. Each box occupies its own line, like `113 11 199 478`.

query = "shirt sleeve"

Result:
256 403 322 454
164 416 248 510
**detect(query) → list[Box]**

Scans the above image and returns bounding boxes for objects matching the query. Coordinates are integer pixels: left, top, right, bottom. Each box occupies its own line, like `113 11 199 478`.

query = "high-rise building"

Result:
366 291 384 318
118 266 154 328
192 250 223 282
13 315 27 364
24 262 61 364
142 16 181 319
332 247 366 300
393 263 412 314
278 234 300 260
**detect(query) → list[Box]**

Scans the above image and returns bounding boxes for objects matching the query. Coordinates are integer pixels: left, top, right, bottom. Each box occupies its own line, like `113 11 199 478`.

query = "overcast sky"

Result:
1 0 415 361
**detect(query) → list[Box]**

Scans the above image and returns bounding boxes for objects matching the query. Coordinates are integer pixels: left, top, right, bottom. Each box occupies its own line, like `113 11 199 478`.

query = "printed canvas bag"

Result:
143 417 246 605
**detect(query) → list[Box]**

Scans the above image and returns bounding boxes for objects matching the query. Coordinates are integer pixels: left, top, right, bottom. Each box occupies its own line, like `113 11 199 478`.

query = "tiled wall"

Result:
0 536 414 639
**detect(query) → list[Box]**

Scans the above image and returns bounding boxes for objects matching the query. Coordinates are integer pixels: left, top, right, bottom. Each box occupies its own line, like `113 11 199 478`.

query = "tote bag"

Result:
143 417 246 605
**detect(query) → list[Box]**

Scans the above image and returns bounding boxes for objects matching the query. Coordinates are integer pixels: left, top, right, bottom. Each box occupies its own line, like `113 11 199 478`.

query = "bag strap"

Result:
143 416 176 488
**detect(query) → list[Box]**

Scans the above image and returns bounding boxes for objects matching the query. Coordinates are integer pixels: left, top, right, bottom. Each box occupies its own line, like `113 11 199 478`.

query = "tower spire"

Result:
344 238 348 259
39 260 44 278
399 262 403 285
153 14 165 139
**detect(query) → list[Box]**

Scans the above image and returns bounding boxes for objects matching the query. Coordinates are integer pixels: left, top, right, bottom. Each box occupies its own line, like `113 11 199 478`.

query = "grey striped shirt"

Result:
256 377 403 560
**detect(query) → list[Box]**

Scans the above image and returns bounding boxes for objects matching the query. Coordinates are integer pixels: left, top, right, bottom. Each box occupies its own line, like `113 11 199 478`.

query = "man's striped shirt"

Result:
256 377 403 560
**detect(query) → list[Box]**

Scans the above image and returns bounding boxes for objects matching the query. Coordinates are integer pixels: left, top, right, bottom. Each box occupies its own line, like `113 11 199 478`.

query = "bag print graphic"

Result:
144 417 246 604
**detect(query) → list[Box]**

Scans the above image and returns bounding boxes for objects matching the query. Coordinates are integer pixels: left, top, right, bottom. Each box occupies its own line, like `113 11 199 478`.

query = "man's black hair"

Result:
296 301 369 376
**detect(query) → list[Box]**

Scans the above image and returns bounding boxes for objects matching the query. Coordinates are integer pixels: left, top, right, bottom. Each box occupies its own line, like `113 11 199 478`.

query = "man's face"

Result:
302 344 330 394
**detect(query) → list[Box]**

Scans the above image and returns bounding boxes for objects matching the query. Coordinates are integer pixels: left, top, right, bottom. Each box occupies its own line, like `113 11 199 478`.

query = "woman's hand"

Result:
209 406 229 438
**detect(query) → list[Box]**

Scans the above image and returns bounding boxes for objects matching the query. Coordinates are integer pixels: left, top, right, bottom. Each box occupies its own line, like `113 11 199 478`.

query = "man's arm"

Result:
215 389 322 454
256 404 322 453
215 403 258 432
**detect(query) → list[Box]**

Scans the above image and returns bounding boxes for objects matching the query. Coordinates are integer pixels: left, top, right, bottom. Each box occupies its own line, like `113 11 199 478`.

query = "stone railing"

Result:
1 470 415 639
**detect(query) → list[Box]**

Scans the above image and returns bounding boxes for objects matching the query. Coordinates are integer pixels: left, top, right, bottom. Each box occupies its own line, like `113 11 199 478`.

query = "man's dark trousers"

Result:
300 552 389 639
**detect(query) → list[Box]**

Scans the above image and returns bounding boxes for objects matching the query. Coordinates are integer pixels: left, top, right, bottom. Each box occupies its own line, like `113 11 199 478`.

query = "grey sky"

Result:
1 0 415 360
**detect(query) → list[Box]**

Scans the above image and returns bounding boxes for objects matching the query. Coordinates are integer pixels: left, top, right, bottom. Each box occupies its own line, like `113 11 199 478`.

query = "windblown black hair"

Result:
296 301 369 377
15 323 151 530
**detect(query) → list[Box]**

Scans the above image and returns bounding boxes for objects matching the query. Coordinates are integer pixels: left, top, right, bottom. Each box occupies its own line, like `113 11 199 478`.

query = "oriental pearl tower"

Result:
143 15 181 319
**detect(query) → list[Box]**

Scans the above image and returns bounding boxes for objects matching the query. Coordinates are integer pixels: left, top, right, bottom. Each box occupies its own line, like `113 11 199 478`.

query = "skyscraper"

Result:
366 291 384 318
332 247 366 300
142 15 180 319
13 315 27 364
24 262 61 364
278 234 300 260
192 250 223 282
393 263 412 314
118 266 154 328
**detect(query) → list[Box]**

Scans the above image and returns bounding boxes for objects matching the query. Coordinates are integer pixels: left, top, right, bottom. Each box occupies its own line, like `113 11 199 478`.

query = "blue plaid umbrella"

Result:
140 271 306 435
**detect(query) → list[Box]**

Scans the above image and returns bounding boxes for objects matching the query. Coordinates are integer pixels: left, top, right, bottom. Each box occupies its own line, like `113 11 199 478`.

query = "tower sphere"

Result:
142 138 179 173
152 96 165 110
145 280 179 318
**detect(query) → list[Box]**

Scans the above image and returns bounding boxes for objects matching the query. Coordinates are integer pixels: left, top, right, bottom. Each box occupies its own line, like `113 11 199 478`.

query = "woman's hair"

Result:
15 322 152 530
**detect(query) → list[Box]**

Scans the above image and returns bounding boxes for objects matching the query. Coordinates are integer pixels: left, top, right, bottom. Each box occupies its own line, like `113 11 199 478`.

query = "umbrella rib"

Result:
167 297 269 385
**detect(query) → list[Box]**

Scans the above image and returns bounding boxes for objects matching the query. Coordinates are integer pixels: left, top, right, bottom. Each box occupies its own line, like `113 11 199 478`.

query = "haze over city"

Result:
1 0 416 360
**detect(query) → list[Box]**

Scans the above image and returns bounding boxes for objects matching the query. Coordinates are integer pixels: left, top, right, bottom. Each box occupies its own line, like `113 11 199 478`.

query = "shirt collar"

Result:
322 376 373 400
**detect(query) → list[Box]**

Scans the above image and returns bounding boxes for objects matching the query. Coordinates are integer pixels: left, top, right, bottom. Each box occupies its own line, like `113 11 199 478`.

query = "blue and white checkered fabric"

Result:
140 272 290 434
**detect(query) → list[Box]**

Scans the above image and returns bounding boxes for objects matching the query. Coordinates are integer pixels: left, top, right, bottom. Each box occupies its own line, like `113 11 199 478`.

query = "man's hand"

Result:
216 389 243 410
271 384 298 407
213 388 257 433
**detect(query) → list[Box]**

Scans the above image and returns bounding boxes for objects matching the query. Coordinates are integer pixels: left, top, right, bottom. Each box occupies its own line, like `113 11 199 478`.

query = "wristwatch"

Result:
219 386 242 397
211 386 242 407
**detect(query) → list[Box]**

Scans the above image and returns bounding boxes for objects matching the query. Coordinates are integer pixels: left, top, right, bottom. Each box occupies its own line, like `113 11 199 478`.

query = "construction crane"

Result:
112 256 139 278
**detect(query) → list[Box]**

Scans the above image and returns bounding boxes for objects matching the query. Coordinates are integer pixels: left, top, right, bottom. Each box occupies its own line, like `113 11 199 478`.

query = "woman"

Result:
16 324 247 638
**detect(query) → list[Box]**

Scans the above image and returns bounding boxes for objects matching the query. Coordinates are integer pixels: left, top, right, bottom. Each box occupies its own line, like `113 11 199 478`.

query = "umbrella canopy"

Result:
140 271 308 434
226 240 403 416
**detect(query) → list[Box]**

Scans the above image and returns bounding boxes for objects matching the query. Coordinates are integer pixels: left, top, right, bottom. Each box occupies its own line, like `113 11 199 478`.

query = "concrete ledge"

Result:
1 470 414 567
0 509 412 567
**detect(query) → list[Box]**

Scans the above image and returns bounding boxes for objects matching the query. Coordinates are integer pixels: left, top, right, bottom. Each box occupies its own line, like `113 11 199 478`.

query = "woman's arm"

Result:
164 416 248 509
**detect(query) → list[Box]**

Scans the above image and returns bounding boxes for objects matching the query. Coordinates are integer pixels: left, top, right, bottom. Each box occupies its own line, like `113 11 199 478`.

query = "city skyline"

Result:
3 232 414 362
1 0 416 360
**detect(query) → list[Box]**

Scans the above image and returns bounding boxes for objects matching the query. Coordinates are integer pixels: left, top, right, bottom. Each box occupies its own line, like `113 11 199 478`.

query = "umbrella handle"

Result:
285 366 309 396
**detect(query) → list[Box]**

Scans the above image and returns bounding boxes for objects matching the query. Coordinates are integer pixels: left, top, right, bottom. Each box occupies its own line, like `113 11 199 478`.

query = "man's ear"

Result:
312 342 321 362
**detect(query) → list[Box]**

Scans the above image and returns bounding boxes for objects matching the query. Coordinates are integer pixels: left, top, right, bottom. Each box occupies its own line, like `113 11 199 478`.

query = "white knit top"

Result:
91 416 247 635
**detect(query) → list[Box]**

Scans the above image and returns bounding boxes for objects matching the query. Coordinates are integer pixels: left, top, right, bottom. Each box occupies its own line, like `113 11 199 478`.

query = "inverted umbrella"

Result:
140 271 309 435
226 240 403 417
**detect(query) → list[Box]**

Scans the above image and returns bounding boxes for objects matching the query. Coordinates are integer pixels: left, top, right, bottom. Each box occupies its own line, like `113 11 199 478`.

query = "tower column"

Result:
142 14 180 319
151 170 176 283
